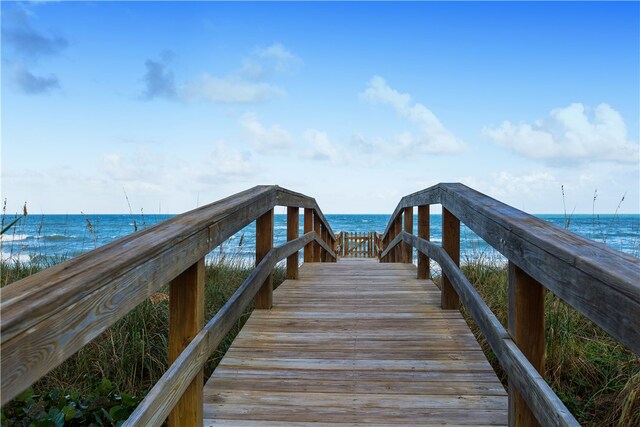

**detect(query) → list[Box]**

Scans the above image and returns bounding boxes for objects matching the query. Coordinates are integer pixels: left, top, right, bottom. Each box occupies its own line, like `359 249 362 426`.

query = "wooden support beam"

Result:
255 209 273 309
441 208 460 309
168 259 204 427
418 205 430 279
403 207 413 263
393 216 402 262
313 212 322 262
303 208 313 263
286 207 299 279
322 228 330 262
508 262 546 427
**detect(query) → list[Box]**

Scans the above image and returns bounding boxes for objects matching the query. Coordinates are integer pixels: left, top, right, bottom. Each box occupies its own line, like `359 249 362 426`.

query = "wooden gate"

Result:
337 231 381 258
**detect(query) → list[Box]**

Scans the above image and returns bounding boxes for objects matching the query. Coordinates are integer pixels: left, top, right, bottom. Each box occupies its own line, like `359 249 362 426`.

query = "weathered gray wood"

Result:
382 185 441 237
276 186 335 240
313 212 322 263
0 185 336 404
124 233 313 427
405 233 579 426
438 183 640 355
0 190 277 404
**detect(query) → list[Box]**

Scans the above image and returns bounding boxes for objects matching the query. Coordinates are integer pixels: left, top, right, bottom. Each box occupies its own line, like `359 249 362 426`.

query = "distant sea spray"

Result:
1 213 638 265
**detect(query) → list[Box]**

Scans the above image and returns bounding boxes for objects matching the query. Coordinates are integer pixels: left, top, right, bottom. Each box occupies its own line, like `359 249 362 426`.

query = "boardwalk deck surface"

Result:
204 258 508 425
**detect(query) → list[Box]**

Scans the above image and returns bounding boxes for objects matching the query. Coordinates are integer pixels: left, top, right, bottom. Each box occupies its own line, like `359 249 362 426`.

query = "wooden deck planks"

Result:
204 258 507 425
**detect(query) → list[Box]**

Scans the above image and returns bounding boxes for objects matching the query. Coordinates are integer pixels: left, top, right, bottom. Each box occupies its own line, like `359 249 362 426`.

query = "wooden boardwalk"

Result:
204 258 508 425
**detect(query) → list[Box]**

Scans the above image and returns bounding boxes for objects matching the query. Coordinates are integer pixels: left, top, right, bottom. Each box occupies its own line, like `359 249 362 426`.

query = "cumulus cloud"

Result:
2 7 68 59
484 103 639 164
181 74 284 104
360 76 465 154
254 42 301 73
11 65 59 94
303 129 341 162
141 53 176 100
210 140 255 176
240 113 293 153
2 6 67 94
142 42 299 105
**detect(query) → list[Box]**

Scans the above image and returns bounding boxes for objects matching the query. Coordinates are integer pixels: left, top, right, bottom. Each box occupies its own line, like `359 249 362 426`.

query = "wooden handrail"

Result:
385 232 579 426
381 183 640 354
0 185 335 406
380 183 640 426
124 232 316 426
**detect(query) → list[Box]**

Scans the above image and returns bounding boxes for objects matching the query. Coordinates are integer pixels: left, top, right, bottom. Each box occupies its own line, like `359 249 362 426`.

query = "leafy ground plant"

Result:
1 379 142 427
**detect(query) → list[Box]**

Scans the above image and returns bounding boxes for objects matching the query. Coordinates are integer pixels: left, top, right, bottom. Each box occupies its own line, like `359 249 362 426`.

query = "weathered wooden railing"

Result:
336 231 382 258
0 185 336 426
379 183 639 427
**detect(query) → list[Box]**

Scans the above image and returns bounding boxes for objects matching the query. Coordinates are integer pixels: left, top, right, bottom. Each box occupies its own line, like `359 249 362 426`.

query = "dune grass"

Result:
0 257 286 425
432 259 639 427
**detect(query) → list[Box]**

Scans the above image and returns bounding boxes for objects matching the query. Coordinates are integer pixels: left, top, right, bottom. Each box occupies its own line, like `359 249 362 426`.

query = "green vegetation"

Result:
0 258 286 426
433 259 639 427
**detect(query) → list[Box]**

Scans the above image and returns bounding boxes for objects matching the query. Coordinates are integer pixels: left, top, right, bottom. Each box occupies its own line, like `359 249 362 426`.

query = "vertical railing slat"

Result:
508 262 546 427
403 207 413 263
287 207 299 279
418 205 430 279
304 208 313 262
168 259 205 427
441 208 460 309
255 209 274 309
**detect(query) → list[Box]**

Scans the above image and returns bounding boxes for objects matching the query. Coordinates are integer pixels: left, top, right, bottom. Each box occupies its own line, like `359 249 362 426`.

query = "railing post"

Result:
508 262 546 427
304 208 313 263
393 215 402 262
255 208 273 309
441 208 460 309
322 228 330 262
403 207 413 263
313 212 322 262
168 258 204 427
418 205 430 279
287 207 299 280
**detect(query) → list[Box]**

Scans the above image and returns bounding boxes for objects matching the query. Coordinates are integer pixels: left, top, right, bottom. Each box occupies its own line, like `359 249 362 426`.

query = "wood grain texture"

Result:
418 205 430 279
508 262 545 427
169 259 205 427
442 208 460 310
381 183 639 355
286 207 299 280
313 211 322 262
204 258 507 425
403 207 414 263
405 233 579 426
303 208 313 263
1 185 335 404
125 233 313 426
255 209 274 309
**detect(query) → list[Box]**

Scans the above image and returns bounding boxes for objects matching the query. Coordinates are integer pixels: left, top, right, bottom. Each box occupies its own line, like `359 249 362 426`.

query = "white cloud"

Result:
181 74 284 104
255 42 301 73
142 42 300 104
210 140 255 176
360 76 465 154
240 112 293 153
483 103 639 164
303 129 341 162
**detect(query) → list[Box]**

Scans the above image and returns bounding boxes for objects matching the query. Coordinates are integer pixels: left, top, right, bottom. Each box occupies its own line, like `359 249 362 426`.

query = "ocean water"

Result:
1 213 638 265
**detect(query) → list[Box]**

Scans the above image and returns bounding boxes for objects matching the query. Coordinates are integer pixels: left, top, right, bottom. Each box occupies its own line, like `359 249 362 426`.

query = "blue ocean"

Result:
1 212 638 265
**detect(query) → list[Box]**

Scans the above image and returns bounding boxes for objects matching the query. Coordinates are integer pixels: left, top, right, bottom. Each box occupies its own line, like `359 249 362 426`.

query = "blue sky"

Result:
2 1 639 214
